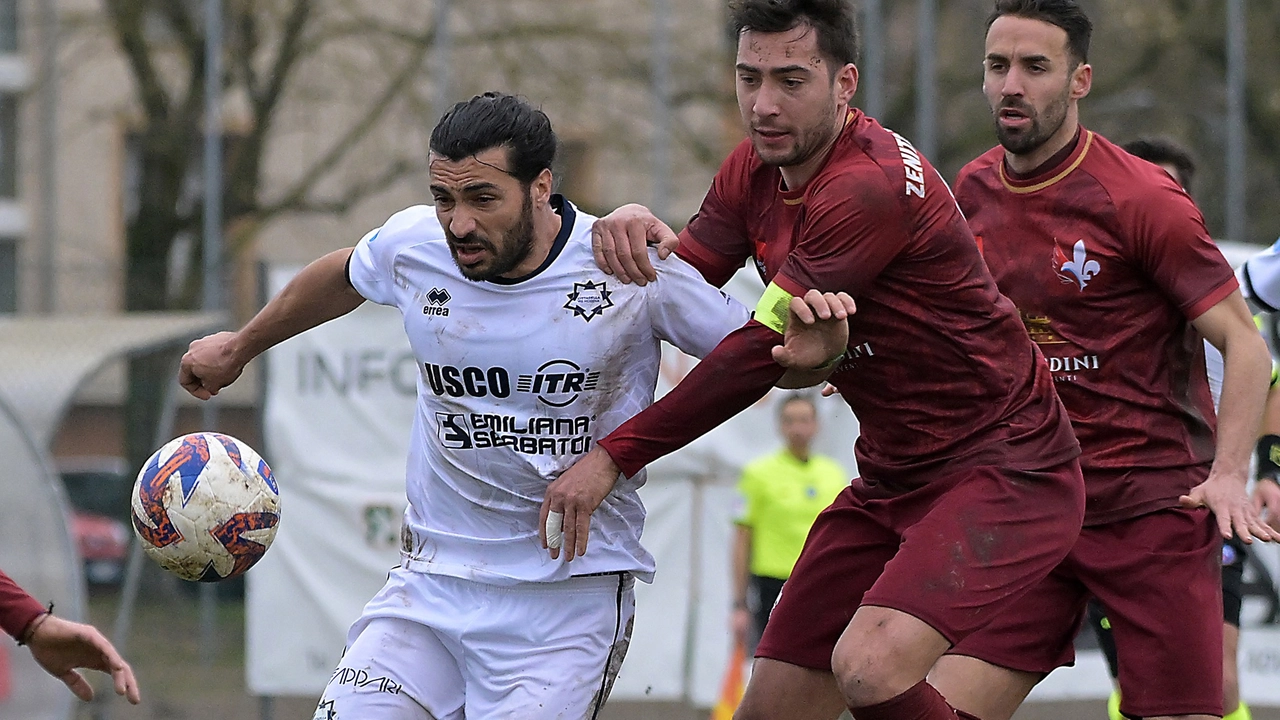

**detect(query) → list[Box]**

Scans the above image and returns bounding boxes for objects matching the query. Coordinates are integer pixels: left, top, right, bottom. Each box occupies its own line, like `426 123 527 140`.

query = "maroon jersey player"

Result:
929 3 1278 720
544 2 1085 719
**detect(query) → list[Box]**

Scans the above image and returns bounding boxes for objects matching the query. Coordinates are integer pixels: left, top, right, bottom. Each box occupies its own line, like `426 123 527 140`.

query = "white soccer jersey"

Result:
347 196 749 584
1240 239 1280 313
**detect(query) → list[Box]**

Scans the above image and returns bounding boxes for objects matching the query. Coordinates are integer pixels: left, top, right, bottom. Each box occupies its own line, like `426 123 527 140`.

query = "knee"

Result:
831 644 913 708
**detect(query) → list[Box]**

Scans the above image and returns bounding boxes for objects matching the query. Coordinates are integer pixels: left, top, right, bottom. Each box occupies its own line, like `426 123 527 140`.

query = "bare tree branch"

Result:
263 21 435 213
259 157 429 218
102 0 172 119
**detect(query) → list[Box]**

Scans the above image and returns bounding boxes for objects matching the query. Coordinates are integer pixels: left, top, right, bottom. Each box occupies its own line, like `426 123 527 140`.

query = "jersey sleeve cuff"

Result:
1185 276 1239 321
1 592 47 640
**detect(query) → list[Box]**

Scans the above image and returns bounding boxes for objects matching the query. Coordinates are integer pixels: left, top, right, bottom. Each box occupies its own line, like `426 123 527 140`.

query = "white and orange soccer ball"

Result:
130 432 281 582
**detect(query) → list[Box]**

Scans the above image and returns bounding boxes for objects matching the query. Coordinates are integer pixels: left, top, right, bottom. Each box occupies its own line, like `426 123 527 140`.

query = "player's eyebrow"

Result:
986 51 1052 65
736 62 812 76
429 181 503 195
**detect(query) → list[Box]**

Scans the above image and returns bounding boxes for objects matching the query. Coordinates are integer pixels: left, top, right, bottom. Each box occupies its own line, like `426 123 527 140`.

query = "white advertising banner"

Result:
247 268 414 695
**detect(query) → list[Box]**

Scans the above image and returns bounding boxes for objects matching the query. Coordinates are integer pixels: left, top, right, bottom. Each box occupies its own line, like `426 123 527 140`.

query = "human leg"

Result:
832 605 951 707
1088 509 1223 720
734 658 849 720
1223 623 1244 718
933 557 1087 720
748 461 1082 720
315 616 465 720
459 572 635 719
1222 537 1248 717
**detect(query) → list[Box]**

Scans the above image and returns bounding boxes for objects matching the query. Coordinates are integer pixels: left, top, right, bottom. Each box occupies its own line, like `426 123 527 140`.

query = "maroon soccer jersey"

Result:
600 110 1077 487
956 128 1236 524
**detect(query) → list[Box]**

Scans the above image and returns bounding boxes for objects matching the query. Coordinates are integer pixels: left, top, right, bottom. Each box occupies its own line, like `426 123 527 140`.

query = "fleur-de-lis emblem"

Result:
1055 239 1100 290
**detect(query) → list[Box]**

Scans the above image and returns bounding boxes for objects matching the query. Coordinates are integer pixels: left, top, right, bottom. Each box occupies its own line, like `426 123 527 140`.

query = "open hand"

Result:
27 614 140 704
1180 474 1280 542
772 289 856 370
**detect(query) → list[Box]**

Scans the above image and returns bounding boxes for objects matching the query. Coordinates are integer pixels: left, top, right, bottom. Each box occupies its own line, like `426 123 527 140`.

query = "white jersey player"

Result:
178 92 852 720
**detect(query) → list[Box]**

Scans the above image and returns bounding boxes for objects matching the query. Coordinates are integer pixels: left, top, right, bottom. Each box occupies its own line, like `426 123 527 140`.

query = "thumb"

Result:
771 344 799 367
1178 493 1202 509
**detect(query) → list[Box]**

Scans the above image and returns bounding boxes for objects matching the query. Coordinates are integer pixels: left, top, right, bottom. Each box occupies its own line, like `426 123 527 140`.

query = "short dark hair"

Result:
1122 136 1197 193
430 92 557 186
729 0 860 69
987 0 1092 66
778 392 817 418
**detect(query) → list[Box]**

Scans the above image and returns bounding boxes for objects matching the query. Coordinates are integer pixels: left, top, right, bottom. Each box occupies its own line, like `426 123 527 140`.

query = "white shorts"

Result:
314 567 635 720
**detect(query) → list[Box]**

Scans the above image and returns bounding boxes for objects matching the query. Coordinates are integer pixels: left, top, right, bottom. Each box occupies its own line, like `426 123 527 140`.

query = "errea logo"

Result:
423 287 451 316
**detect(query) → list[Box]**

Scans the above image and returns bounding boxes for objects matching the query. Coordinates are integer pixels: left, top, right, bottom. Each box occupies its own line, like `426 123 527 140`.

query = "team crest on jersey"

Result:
565 280 614 322
1054 239 1100 290
1020 311 1067 345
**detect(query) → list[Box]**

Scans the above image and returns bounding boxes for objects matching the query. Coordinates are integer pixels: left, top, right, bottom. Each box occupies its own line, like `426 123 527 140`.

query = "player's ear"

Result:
836 63 858 105
532 168 554 205
1070 62 1092 100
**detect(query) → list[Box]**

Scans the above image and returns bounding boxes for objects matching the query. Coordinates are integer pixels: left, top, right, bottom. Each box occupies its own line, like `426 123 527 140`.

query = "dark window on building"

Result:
0 94 16 198
0 238 16 312
0 0 17 54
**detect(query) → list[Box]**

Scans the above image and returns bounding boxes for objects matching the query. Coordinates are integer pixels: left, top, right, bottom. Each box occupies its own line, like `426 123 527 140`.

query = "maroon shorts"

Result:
756 459 1084 671
948 507 1223 718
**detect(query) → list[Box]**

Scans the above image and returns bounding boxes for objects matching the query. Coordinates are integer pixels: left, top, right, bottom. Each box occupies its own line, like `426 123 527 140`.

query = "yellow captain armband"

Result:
755 282 795 335
1271 362 1278 388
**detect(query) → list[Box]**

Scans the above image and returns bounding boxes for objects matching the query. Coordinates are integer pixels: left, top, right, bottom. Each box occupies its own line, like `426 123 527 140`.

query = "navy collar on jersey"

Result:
488 194 575 286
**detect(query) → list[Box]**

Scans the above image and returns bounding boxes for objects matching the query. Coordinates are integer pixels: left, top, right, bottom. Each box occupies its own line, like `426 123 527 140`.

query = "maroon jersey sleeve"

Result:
680 142 759 287
1121 179 1236 320
599 321 784 478
772 166 908 298
0 568 46 640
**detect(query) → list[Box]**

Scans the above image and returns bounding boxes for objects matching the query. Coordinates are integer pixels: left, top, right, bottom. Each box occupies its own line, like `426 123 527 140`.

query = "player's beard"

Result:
753 93 840 169
448 191 536 282
993 85 1070 157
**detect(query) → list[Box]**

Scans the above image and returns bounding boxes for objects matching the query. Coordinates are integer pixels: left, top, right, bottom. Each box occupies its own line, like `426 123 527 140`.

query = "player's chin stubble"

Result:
449 193 536 282
994 93 1070 157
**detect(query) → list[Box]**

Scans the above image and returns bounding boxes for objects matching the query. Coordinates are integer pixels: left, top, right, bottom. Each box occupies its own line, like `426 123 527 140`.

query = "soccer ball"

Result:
130 432 281 582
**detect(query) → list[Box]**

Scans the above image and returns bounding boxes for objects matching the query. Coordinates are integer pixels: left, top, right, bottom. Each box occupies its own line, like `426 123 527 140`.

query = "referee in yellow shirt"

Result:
732 393 848 652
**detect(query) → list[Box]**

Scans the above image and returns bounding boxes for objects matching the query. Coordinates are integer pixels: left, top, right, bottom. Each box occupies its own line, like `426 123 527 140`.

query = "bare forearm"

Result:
1212 335 1272 482
234 248 364 364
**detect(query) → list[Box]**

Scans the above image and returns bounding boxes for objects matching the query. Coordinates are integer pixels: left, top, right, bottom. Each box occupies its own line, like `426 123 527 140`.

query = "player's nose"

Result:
449 207 477 238
753 84 783 117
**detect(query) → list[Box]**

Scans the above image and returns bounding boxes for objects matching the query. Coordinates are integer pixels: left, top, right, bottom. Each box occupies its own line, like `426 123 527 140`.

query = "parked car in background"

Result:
57 457 133 587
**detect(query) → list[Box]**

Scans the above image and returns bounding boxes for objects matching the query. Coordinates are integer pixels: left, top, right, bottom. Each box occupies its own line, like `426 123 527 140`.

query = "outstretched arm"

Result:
3 569 140 704
179 248 364 400
25 614 141 704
